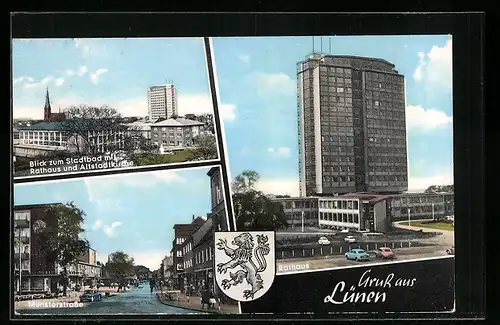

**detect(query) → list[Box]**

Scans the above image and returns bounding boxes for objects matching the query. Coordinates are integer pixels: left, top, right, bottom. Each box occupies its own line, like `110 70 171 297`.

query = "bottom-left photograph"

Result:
12 166 239 315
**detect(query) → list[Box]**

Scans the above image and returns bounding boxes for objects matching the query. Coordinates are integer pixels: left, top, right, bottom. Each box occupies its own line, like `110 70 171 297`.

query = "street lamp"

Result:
432 203 435 221
407 208 411 227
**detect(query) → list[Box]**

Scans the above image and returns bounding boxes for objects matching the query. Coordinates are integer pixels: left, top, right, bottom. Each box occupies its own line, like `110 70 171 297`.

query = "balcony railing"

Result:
14 219 30 228
14 253 30 260
19 236 30 244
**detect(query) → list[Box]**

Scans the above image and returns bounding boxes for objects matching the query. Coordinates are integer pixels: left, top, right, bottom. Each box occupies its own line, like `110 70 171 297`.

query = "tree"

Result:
106 251 135 286
191 135 218 160
61 105 126 154
231 170 289 231
133 265 151 280
37 202 89 296
424 184 454 194
232 170 260 194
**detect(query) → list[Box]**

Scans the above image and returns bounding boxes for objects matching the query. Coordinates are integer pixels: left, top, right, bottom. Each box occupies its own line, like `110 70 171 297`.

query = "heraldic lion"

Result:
216 232 271 300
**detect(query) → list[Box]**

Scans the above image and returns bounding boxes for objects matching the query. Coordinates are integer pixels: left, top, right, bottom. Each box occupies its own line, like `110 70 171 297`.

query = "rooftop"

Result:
18 121 65 131
339 192 392 203
152 118 204 127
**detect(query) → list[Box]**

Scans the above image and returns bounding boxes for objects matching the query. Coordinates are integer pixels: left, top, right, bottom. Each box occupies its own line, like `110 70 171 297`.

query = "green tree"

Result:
37 202 89 296
106 251 135 286
232 170 260 194
231 170 289 231
191 134 218 161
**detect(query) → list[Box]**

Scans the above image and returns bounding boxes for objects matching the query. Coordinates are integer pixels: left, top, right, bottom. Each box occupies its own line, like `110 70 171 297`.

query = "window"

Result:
337 87 344 93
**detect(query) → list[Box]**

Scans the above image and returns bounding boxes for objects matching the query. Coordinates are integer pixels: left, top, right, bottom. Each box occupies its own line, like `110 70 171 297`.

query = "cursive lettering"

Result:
358 269 394 288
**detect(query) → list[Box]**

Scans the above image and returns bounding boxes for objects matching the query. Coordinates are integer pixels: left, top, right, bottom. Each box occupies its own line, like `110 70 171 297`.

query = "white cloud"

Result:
65 65 88 77
406 105 453 131
54 78 65 86
238 54 250 63
90 68 108 84
92 220 102 231
255 177 300 197
23 76 54 89
413 39 452 88
267 147 291 158
13 76 34 85
103 222 122 237
408 170 453 192
253 72 296 96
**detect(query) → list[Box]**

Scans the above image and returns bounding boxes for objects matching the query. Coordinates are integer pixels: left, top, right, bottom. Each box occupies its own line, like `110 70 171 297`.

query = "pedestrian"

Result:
209 290 217 309
201 288 210 309
149 278 155 294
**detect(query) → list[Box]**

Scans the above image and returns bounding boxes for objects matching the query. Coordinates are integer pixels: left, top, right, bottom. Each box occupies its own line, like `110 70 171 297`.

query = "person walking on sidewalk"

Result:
149 278 155 294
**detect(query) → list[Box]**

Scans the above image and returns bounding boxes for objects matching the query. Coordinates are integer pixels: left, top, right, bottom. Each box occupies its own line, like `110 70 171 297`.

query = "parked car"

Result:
80 289 102 302
345 248 370 261
446 246 455 255
318 237 331 245
376 247 396 259
340 229 349 233
344 235 356 243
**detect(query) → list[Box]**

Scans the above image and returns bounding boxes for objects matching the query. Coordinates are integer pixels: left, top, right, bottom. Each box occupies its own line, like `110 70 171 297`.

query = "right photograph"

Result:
212 35 454 275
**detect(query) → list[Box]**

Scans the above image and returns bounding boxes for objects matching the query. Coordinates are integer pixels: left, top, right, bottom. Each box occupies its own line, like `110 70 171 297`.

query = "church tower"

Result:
43 88 52 121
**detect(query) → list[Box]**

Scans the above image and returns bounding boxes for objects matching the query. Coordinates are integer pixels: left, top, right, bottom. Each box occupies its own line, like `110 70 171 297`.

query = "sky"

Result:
212 35 454 194
12 38 234 121
14 167 218 270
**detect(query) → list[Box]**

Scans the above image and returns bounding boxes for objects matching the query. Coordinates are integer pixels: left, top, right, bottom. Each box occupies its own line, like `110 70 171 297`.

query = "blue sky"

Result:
12 38 219 119
212 35 453 193
14 167 218 270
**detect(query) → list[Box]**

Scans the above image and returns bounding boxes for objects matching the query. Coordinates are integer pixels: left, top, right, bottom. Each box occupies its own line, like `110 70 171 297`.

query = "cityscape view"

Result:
13 166 238 315
213 35 454 274
12 38 219 178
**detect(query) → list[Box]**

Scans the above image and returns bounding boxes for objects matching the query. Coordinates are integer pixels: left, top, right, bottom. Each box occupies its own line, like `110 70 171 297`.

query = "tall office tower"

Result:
297 54 408 197
147 84 178 120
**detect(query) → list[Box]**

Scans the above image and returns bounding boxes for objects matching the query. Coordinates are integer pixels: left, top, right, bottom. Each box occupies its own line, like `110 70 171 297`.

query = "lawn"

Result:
132 149 197 166
400 221 454 231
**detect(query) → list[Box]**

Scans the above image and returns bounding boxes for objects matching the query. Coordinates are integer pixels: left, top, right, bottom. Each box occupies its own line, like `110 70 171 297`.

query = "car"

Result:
446 246 455 255
80 289 102 302
318 237 331 245
376 247 396 259
344 235 356 243
340 229 350 233
345 248 370 261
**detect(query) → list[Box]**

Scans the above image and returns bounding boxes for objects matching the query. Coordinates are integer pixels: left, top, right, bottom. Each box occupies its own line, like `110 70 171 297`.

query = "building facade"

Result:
16 122 126 157
297 54 408 197
171 217 205 290
207 167 228 232
150 118 204 148
271 196 319 227
389 192 454 222
147 84 178 120
13 203 101 294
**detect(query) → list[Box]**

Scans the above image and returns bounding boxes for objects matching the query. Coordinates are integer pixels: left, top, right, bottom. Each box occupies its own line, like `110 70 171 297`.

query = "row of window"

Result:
393 195 450 204
152 127 187 132
320 200 359 210
282 200 317 209
323 175 355 182
367 175 408 182
365 71 403 83
319 212 360 224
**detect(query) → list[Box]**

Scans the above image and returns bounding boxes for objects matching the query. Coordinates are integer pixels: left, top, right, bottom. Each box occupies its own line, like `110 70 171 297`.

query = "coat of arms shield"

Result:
214 231 275 302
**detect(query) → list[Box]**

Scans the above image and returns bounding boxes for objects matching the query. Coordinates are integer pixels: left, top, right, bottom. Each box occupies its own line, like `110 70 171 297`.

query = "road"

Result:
16 285 200 315
277 245 453 274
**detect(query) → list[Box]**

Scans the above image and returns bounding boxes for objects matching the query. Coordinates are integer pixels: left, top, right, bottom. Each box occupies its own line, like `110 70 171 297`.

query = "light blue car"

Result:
345 248 370 261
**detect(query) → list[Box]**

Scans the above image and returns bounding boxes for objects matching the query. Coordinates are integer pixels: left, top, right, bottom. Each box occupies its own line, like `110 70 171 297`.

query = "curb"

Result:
155 293 219 314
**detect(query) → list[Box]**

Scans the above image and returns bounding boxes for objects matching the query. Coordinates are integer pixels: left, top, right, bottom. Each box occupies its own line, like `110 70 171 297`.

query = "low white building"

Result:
16 121 126 156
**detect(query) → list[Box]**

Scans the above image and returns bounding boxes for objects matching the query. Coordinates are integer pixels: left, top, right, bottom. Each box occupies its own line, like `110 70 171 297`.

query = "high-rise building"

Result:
147 84 178 120
297 54 408 197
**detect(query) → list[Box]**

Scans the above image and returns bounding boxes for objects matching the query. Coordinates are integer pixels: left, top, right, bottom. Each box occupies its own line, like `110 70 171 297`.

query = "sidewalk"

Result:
156 291 239 314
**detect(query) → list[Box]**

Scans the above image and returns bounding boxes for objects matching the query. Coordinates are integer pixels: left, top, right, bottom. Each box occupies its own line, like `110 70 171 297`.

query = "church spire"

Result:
45 87 51 109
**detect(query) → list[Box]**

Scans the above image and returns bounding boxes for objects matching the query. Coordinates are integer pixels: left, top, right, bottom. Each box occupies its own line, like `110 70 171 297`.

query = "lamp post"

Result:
407 208 411 227
432 203 435 221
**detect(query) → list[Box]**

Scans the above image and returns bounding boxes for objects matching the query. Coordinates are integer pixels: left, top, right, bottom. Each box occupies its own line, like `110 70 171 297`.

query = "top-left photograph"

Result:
12 38 219 179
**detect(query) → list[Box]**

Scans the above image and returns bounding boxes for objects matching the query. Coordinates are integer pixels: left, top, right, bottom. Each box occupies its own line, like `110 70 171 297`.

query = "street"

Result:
16 285 201 315
276 220 454 274
277 245 453 274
